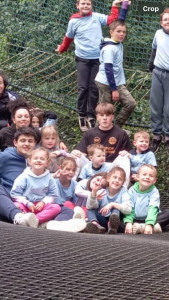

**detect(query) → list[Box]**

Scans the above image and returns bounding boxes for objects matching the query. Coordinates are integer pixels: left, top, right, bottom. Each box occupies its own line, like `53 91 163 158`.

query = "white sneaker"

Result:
46 219 86 233
73 206 86 220
153 223 162 233
133 222 145 234
14 213 39 228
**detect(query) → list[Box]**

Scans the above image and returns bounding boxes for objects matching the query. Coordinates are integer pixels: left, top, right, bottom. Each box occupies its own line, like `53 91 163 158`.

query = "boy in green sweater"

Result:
124 164 163 234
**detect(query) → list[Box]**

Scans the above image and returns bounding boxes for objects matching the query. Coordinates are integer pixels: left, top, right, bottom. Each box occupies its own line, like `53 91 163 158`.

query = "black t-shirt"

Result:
76 125 131 162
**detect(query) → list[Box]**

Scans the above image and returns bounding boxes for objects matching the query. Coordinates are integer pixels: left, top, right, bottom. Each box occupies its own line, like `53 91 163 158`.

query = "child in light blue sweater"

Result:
11 147 61 226
86 167 132 234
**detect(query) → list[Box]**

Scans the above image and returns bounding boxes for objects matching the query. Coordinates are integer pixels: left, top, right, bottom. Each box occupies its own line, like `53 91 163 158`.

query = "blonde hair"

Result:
41 125 59 146
29 147 50 161
138 164 157 178
107 167 126 183
133 131 150 142
87 144 106 156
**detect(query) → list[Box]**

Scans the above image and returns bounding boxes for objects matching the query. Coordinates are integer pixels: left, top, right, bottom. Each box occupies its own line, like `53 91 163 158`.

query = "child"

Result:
10 147 61 227
148 8 169 153
53 157 86 218
86 167 132 234
119 131 157 182
56 0 128 132
124 164 163 235
30 108 44 129
79 144 113 180
41 125 69 173
95 19 136 128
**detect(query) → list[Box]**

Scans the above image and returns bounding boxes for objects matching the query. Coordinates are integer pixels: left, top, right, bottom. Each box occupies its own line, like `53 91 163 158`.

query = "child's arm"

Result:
118 0 130 21
107 0 121 25
148 49 156 72
56 36 74 54
119 150 131 157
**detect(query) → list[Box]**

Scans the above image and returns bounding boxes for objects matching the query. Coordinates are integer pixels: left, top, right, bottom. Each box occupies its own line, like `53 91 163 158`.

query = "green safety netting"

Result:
0 0 166 126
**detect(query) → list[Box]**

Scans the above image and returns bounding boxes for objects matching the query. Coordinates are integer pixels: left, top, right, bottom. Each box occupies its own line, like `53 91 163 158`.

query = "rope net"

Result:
0 0 166 127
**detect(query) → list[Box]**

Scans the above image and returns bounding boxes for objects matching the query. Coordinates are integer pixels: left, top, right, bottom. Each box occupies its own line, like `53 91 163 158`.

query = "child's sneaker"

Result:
132 222 145 234
150 136 162 153
153 223 162 233
73 206 86 220
85 221 106 234
86 118 96 129
14 212 39 228
46 219 86 233
108 213 120 234
78 117 88 132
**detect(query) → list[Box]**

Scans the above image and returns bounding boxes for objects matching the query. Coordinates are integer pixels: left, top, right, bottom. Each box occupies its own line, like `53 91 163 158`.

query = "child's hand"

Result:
112 0 122 6
59 142 68 152
51 150 61 158
55 45 61 53
100 203 112 215
96 188 107 201
131 174 138 182
71 150 82 158
119 150 130 157
35 201 45 212
112 90 120 101
144 224 153 234
125 222 133 234
27 202 36 213
52 169 61 178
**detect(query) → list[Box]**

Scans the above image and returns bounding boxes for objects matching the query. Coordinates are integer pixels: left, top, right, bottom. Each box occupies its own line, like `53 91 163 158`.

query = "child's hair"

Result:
76 0 92 4
59 157 77 171
87 172 108 191
30 108 44 127
133 131 150 142
14 127 38 142
29 146 50 161
41 125 59 146
109 19 126 31
138 164 157 178
95 102 115 115
8 98 30 118
160 8 169 21
87 143 106 156
107 167 126 184
0 71 8 88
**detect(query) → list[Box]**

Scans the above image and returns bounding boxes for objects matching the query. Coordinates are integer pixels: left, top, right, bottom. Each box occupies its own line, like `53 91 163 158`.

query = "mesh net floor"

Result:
1 221 169 300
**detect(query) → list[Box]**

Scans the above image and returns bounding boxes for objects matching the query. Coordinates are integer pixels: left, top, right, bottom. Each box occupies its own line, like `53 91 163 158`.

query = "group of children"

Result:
1 103 167 235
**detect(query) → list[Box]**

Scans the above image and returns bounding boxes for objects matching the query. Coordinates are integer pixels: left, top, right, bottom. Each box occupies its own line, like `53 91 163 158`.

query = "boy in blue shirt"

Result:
119 131 157 182
56 0 129 132
95 19 136 128
148 8 169 153
124 164 169 234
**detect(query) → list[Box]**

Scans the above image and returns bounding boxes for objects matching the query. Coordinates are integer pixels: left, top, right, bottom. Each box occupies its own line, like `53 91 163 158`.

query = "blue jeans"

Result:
88 208 120 228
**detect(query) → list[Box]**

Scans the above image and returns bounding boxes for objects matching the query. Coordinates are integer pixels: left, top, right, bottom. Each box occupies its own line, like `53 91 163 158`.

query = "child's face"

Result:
13 135 36 158
60 163 76 181
90 149 106 168
133 137 149 153
76 0 92 16
97 113 114 130
161 13 169 33
138 166 156 191
110 25 126 42
31 116 40 128
29 150 48 175
0 76 5 96
41 135 57 150
13 108 30 129
107 171 124 191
